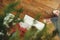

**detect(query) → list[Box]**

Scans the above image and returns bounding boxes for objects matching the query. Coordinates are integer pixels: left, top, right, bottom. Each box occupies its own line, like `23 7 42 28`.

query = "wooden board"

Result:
2 0 60 18
20 0 60 18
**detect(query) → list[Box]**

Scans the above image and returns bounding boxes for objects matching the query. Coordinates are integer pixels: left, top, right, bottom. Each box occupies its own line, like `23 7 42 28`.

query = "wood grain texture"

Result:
2 0 60 19
20 0 60 18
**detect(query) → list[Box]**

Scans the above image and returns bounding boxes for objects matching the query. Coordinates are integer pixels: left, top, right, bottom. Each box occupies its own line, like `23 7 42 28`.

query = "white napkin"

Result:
23 15 45 31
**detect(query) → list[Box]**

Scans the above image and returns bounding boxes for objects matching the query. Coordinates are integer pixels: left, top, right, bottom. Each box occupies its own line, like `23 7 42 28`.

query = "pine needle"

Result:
4 0 20 15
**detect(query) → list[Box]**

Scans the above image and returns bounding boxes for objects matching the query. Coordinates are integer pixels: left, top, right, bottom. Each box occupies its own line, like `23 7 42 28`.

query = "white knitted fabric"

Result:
21 15 45 31
3 13 15 28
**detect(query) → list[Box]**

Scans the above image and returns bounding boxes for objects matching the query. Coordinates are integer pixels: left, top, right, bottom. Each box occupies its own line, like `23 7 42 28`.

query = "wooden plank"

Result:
34 0 59 9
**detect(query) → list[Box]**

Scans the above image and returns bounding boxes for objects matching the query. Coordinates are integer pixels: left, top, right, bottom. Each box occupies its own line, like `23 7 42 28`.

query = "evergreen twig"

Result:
4 0 20 16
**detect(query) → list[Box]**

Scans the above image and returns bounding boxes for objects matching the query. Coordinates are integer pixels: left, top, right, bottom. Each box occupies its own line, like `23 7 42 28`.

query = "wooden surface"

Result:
2 0 60 19
20 0 60 18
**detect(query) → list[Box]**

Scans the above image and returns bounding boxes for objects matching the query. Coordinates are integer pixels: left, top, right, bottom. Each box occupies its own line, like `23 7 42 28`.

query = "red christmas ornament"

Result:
16 23 27 37
10 23 27 37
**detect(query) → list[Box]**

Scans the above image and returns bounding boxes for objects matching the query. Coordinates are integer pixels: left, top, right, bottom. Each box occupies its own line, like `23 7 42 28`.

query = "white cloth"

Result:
4 13 15 23
23 15 45 31
3 13 15 28
19 22 31 30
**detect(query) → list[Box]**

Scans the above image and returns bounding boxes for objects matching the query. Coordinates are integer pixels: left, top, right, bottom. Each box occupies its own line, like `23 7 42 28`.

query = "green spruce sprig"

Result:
9 28 20 40
33 13 41 24
4 0 20 16
13 8 24 23
24 26 37 40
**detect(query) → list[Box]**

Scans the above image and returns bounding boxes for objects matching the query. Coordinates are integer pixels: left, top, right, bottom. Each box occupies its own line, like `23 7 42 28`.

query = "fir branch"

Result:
0 15 5 27
17 8 24 13
24 26 37 40
34 13 41 20
9 28 20 40
13 8 24 23
4 0 20 16
15 8 24 18
33 13 41 24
